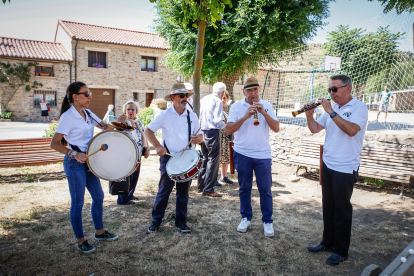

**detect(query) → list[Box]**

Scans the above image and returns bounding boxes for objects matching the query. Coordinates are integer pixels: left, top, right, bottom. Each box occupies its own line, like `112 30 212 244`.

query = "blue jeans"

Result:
233 151 273 223
63 156 104 239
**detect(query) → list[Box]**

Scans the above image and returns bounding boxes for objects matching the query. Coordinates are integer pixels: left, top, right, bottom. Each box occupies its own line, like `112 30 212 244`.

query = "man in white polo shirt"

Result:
305 74 368 266
144 83 203 233
226 77 279 237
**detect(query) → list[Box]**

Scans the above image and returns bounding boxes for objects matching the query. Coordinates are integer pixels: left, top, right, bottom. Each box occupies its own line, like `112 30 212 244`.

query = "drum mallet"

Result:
180 126 202 156
88 144 108 157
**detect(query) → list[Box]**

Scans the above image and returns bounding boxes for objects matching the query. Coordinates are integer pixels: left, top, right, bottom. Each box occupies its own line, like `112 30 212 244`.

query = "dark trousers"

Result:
151 155 191 225
320 162 358 257
197 129 220 194
117 164 141 204
233 151 273 223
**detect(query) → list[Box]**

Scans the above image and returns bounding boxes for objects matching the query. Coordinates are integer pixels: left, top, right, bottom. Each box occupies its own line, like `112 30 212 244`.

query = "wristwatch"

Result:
330 112 337 119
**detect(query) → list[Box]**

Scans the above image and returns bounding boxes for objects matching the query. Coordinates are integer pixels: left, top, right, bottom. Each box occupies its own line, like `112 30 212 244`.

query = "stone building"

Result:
0 37 72 121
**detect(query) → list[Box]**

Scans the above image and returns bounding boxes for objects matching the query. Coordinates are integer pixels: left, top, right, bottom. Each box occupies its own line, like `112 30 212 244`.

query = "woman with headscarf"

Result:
116 100 150 205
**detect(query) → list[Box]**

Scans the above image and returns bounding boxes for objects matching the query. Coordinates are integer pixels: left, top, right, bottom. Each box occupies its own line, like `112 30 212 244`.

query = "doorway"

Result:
146 93 154 107
88 89 115 119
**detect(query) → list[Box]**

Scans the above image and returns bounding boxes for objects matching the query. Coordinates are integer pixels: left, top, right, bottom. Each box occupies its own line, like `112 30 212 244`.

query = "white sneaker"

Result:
237 218 251 233
263 222 274 237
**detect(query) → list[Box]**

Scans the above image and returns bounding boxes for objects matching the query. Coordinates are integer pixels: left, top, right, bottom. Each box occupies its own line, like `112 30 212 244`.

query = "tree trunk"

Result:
192 2 207 117
219 72 240 102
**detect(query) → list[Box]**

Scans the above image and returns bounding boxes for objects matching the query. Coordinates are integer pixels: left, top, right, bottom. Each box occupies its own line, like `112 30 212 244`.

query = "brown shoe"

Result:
196 189 203 193
202 192 222 197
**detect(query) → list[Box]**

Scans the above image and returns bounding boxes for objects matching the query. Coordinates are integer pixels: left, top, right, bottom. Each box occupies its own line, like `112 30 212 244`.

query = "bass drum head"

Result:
166 149 199 175
87 130 139 181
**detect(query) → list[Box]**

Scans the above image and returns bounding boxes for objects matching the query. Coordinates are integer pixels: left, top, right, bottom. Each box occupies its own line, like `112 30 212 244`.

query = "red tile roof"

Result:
58 20 169 50
0 37 72 62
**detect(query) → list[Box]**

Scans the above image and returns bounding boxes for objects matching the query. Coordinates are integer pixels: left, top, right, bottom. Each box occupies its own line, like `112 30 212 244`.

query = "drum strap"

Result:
186 110 192 149
85 109 106 129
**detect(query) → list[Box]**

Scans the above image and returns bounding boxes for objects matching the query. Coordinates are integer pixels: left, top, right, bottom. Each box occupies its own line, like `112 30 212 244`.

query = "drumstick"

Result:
180 126 202 156
88 144 108 157
165 153 174 157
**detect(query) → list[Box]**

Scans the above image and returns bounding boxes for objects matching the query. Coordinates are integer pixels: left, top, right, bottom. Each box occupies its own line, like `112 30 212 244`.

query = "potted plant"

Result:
39 70 49 76
34 70 40 76
146 68 154 72
49 72 54 77
92 63 104 69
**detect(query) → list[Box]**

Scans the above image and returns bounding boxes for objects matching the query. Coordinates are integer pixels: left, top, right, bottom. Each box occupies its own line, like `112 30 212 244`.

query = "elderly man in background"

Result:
226 77 279 237
197 82 226 197
184 82 194 111
306 74 368 266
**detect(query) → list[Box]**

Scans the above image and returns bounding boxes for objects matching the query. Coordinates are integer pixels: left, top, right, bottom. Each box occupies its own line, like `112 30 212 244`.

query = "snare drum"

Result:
86 130 140 181
166 149 203 182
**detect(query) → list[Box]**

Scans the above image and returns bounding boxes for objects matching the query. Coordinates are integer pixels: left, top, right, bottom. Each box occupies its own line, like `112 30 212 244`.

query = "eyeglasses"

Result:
126 108 136 111
176 93 190 98
328 85 347 93
76 91 92 97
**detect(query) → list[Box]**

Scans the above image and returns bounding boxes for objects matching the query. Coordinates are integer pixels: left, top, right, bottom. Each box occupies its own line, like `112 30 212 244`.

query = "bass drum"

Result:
86 130 140 181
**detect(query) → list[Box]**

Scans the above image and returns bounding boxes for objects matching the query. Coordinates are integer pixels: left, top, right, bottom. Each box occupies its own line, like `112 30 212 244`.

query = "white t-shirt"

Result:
147 106 200 156
40 102 48 111
227 97 278 159
316 97 368 174
55 105 102 152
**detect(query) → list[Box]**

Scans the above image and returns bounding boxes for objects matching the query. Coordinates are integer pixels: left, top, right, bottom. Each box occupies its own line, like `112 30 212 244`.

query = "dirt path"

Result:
1 158 413 275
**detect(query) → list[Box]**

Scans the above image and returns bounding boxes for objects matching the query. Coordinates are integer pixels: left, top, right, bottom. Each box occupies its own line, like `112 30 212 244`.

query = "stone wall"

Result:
0 58 70 121
271 124 414 163
72 41 213 116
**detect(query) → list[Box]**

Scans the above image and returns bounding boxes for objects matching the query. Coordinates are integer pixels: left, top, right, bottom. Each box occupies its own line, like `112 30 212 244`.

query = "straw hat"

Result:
164 83 194 101
244 77 260 89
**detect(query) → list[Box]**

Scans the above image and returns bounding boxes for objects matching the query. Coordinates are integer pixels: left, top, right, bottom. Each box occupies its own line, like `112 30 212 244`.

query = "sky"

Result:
0 0 411 49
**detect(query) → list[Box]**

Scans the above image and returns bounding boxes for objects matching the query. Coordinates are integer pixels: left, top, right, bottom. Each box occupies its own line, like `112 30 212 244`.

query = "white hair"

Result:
122 100 140 114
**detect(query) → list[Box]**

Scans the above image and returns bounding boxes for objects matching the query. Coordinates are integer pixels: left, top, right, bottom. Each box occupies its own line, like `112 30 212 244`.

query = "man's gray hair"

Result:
330 74 352 92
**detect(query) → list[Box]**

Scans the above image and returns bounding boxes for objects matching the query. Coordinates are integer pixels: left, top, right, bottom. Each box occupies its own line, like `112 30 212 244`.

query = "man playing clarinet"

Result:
144 83 203 233
305 74 368 266
226 77 279 237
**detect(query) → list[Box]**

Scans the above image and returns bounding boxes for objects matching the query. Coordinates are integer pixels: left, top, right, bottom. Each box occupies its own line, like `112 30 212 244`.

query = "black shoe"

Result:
148 221 160 233
326 253 348 265
308 244 334 253
175 222 191 233
215 181 223 187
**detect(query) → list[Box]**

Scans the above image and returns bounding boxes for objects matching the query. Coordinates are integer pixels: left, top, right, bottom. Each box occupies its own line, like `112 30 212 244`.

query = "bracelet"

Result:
68 150 77 160
66 148 71 156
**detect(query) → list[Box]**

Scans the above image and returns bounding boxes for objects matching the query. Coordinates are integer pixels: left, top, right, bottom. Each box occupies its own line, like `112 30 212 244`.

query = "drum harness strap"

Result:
164 110 192 153
68 110 106 171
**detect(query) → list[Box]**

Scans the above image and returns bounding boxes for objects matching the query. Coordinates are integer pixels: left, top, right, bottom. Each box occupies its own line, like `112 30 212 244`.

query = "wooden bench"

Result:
0 138 64 167
288 139 414 193
361 239 414 276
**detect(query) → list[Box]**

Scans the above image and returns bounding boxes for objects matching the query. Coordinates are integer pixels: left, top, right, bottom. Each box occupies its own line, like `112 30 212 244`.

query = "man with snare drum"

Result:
226 77 279 237
144 83 203 233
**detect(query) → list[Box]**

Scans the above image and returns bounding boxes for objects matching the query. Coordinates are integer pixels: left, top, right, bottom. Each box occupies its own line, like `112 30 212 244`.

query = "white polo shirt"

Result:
317 97 368 174
55 105 102 152
228 97 278 159
147 106 200 156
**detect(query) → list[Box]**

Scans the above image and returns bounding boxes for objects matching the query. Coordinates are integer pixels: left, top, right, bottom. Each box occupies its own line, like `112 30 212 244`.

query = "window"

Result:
133 92 139 101
88 51 107 68
33 90 57 107
35 65 54 77
141 56 156 72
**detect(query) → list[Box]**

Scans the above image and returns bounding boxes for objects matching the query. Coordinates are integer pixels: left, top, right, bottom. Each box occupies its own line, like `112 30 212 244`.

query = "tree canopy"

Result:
368 0 414 14
154 0 331 98
324 25 404 97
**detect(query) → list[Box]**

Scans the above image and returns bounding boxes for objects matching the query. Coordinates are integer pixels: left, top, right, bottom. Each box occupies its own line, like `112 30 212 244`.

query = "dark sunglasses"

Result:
176 93 190 98
75 91 92 97
127 108 136 111
327 85 347 93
